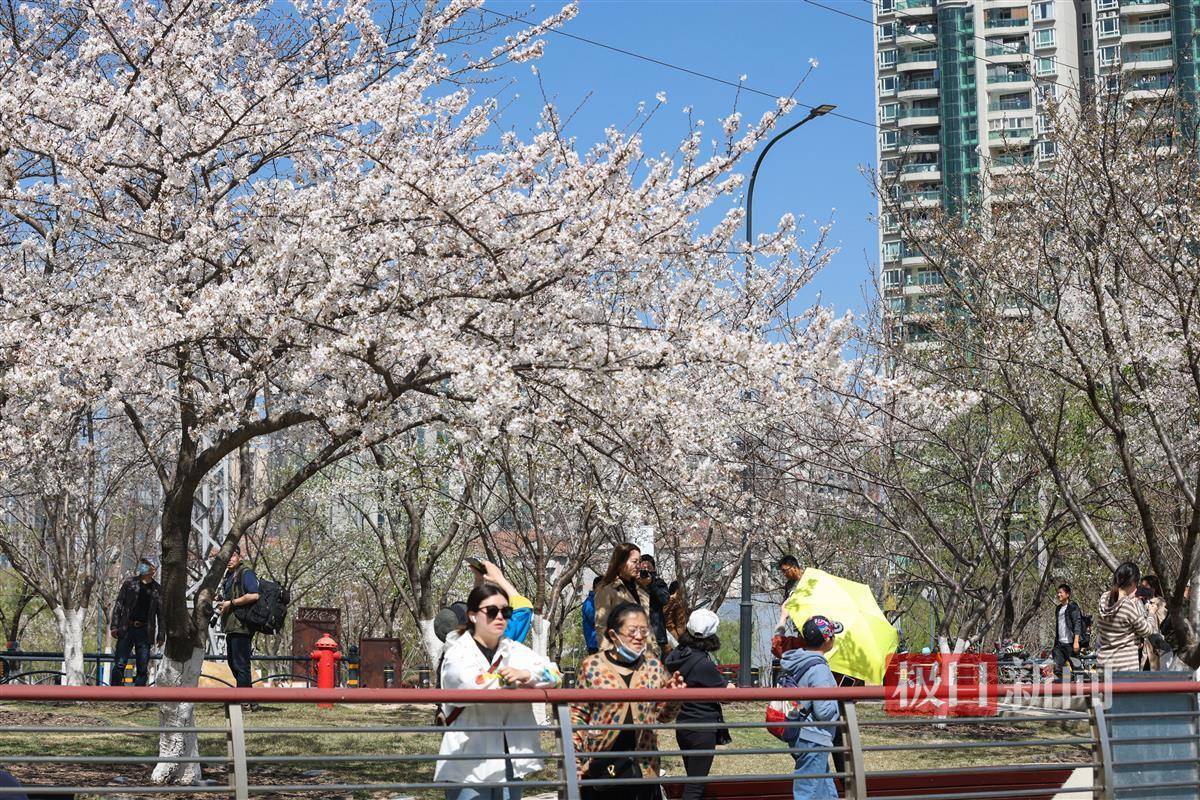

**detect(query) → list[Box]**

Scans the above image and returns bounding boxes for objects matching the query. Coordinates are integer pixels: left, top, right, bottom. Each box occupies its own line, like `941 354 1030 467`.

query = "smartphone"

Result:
466 557 486 574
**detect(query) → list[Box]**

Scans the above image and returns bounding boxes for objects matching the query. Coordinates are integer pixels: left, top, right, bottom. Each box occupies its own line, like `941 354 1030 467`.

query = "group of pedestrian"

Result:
1051 562 1177 678
107 547 261 691
436 543 844 800
1095 562 1171 673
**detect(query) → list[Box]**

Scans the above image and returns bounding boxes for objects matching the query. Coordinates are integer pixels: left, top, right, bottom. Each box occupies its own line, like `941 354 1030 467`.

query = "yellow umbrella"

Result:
783 568 899 685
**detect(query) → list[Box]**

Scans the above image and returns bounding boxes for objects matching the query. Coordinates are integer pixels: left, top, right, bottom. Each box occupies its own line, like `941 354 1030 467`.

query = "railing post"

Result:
841 700 868 800
556 703 582 800
225 702 250 800
1088 694 1114 800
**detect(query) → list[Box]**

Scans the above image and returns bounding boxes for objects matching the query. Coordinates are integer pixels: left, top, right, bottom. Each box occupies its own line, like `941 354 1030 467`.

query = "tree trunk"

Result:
151 646 206 785
530 614 551 658
54 606 87 686
418 617 443 669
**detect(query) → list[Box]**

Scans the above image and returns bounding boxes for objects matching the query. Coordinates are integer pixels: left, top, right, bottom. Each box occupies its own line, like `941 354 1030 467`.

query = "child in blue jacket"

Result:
778 615 843 800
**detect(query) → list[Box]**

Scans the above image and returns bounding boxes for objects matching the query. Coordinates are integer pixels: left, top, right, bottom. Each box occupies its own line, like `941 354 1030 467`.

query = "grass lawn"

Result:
0 700 1091 798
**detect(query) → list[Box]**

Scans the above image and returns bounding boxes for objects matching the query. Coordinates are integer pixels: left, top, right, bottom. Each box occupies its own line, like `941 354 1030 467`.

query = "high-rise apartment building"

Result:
875 0 1199 340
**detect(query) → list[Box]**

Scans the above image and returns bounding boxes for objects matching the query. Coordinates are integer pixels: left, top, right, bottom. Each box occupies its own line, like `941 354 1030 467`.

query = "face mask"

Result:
613 635 645 663
136 563 150 576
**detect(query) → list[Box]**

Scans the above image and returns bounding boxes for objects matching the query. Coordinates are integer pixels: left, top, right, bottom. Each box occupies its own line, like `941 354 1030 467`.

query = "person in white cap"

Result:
664 608 732 800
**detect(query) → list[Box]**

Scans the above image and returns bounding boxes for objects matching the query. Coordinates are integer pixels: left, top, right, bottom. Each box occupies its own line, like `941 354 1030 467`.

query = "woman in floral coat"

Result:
572 603 685 800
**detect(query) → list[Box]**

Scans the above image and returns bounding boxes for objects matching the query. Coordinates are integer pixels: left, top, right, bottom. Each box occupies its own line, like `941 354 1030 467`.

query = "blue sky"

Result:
486 0 879 318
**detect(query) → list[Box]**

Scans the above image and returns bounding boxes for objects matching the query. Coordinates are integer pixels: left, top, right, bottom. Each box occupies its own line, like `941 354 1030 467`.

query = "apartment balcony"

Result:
989 152 1035 173
899 189 942 209
987 97 1034 114
895 0 935 19
1126 74 1176 99
899 133 941 153
985 42 1030 62
983 17 1030 36
985 0 1028 9
900 162 941 183
986 73 1034 92
898 76 939 100
1122 47 1175 72
898 106 940 127
896 23 937 46
1123 18 1173 44
1120 0 1171 15
988 128 1034 146
897 49 939 71
902 249 931 266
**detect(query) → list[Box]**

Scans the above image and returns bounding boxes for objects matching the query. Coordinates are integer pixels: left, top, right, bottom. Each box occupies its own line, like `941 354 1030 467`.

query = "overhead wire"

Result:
476 5 881 129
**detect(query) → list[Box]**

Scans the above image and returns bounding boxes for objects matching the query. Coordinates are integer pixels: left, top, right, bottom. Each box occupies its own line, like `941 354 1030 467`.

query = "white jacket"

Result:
435 632 561 784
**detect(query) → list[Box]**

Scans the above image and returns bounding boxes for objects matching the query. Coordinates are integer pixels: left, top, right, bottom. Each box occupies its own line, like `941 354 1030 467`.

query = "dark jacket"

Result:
644 576 670 648
1056 600 1085 643
110 576 163 644
664 644 728 731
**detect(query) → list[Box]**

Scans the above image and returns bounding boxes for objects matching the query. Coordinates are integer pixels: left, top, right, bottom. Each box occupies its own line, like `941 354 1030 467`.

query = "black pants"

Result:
112 626 150 686
676 729 716 800
226 633 253 688
1052 642 1079 678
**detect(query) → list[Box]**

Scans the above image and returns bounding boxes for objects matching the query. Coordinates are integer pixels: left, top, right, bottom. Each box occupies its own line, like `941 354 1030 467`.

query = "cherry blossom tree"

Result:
876 88 1200 666
0 409 147 684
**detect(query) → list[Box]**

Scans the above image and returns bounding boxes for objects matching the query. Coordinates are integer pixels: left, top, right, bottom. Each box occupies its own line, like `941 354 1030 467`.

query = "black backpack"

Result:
234 576 291 635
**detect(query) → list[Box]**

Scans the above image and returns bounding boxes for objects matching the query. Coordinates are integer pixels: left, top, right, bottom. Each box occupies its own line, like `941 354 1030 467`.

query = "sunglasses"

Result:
475 606 514 621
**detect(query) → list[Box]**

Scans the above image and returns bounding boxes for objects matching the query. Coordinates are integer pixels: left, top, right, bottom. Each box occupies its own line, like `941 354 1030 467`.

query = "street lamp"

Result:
738 102 836 689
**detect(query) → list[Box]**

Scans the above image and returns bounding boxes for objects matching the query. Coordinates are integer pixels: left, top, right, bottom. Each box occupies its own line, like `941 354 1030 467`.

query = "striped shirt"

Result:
1096 591 1156 672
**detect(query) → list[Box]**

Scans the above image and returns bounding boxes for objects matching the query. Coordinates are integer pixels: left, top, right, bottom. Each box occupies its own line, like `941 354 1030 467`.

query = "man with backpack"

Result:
778 615 842 800
215 546 260 688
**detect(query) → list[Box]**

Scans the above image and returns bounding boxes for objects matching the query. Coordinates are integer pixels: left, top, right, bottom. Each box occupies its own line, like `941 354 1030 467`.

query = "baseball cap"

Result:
801 615 843 647
685 609 720 639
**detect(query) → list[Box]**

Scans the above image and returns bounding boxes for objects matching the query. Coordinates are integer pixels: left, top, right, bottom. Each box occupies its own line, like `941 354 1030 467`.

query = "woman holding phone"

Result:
436 582 562 800
593 543 654 654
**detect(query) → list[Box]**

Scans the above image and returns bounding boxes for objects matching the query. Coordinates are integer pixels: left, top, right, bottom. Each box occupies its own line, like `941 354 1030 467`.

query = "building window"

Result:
1095 0 1116 10
1035 57 1055 76
1037 140 1057 159
880 103 899 123
1034 29 1055 48
881 214 899 234
1037 113 1054 133
879 75 898 95
1098 45 1120 66
881 129 899 149
1097 16 1119 38
883 241 902 262
878 48 897 69
879 22 895 42
881 157 900 175
1031 2 1053 22
883 269 902 288
1037 84 1057 103
879 0 895 12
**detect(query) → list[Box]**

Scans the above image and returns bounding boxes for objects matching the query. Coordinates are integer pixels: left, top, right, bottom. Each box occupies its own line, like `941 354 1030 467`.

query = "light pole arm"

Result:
745 110 819 247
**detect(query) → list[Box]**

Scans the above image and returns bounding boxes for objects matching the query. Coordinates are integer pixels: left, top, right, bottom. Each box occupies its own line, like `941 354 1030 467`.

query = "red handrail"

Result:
0 681 1196 704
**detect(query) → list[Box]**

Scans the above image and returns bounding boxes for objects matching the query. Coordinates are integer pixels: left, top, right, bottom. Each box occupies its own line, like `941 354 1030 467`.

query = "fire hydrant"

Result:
310 633 343 710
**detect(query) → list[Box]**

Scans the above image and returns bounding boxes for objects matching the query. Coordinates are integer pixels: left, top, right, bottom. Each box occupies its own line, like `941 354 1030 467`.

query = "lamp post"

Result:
738 103 836 689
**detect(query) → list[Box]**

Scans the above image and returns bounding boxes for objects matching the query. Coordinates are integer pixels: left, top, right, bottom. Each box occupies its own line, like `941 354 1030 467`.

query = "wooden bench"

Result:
662 767 1074 799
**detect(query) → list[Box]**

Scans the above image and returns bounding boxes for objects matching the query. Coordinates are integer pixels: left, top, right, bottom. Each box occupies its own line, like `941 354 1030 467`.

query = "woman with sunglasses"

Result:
572 603 686 800
436 582 562 800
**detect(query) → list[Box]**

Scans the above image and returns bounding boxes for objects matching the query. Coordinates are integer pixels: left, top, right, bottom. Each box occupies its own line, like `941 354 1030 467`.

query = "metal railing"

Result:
0 651 317 687
3 681 1192 798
